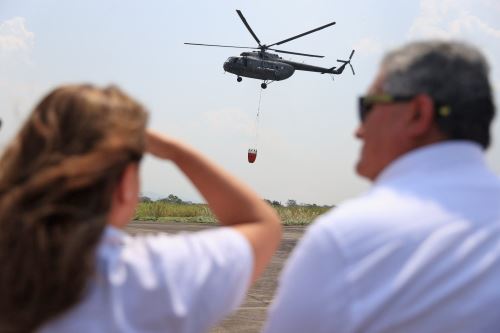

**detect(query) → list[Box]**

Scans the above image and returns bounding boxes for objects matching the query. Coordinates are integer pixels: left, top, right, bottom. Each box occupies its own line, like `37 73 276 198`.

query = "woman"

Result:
0 84 282 333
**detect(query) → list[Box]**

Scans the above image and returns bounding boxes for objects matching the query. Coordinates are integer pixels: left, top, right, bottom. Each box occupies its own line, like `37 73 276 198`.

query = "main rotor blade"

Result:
269 48 324 58
184 42 257 49
236 10 262 46
267 21 336 47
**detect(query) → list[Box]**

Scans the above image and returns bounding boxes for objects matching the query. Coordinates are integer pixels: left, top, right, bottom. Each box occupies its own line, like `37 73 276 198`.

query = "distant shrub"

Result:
158 194 185 204
139 196 152 203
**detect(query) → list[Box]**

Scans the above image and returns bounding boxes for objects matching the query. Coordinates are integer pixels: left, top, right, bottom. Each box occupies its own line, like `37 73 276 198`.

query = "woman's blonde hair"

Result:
0 84 148 332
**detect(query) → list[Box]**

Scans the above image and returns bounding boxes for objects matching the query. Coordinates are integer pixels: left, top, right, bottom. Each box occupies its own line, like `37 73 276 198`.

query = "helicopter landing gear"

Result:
260 80 273 89
237 76 242 82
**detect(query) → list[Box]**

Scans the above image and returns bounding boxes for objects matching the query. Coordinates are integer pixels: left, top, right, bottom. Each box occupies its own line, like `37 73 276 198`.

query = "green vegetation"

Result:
271 205 331 225
135 201 217 223
135 195 333 225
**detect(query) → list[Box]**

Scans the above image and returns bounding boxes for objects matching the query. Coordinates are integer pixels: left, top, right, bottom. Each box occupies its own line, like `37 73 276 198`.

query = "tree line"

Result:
140 195 333 208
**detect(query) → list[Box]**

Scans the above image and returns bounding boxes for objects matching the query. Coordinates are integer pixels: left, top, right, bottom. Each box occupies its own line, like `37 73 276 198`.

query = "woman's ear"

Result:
108 162 140 228
120 163 140 204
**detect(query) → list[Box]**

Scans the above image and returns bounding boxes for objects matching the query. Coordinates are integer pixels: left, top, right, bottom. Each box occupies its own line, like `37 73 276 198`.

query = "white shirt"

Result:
264 141 500 333
40 226 253 333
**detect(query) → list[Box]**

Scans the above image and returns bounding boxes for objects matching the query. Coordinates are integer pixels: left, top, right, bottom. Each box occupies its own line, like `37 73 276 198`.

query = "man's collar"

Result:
375 141 485 185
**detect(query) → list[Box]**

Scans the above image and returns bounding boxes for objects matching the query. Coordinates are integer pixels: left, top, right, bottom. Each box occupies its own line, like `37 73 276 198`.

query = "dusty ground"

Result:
126 221 307 333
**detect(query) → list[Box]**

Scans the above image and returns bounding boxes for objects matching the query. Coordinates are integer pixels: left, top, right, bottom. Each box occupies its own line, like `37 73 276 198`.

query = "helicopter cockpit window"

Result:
226 57 238 64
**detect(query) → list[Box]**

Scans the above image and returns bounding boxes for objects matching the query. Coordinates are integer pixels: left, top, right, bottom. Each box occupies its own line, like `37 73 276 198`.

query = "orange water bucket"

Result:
248 149 257 163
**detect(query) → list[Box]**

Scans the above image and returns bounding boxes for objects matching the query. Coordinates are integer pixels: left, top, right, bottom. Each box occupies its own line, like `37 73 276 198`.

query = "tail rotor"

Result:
337 49 355 75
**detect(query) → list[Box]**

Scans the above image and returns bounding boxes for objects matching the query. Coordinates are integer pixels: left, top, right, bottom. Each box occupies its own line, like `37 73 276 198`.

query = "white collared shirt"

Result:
264 141 500 333
39 226 253 333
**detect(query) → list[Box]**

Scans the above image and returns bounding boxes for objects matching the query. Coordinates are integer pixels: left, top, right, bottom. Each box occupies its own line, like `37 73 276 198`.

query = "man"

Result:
263 41 499 333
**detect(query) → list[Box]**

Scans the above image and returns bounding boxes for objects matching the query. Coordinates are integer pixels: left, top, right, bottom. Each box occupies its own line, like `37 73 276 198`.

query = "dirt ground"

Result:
126 221 307 333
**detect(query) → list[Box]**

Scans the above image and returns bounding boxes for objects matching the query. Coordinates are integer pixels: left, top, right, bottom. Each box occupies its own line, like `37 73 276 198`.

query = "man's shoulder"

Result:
315 187 417 231
310 187 437 256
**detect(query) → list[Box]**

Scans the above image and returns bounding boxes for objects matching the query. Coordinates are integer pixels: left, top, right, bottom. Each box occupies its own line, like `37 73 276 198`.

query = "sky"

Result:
0 0 499 206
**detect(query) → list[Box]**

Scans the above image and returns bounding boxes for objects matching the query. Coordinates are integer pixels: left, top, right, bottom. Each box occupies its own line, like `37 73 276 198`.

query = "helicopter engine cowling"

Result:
224 56 295 81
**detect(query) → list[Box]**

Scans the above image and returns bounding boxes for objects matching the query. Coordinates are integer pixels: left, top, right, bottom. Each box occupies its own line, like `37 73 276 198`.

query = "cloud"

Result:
353 37 383 56
0 17 34 63
483 0 500 13
409 0 500 40
449 14 500 39
409 0 460 39
0 18 37 150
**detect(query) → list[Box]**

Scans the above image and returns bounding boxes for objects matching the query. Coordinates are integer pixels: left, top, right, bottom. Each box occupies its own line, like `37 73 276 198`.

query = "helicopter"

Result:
185 10 355 89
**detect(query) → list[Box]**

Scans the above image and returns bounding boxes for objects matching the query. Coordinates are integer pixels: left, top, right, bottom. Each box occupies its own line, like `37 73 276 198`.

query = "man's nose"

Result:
355 123 364 139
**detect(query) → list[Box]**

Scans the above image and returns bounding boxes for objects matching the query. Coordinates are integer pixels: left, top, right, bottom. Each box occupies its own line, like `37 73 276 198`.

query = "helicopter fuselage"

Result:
223 51 340 82
223 52 295 81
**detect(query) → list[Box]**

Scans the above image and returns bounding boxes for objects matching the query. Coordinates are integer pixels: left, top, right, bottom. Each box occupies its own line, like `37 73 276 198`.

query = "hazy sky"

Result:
1 0 499 205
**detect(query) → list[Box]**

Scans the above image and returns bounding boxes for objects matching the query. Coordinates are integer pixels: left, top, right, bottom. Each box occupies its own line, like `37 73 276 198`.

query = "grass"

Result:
272 205 330 225
134 202 332 225
134 202 217 223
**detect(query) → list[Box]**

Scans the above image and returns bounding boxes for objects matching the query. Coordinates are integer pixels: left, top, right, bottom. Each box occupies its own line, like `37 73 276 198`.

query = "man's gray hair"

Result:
380 40 495 149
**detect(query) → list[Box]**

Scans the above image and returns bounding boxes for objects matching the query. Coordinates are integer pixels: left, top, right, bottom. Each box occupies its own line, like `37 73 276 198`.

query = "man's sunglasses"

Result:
358 94 451 122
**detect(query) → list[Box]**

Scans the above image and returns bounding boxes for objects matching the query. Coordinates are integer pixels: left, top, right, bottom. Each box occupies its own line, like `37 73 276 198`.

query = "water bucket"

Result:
248 148 257 163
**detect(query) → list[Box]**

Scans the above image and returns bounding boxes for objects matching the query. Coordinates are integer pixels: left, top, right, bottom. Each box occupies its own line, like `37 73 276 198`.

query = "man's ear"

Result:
407 94 436 137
